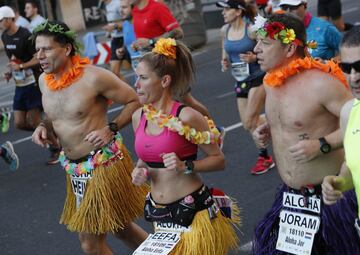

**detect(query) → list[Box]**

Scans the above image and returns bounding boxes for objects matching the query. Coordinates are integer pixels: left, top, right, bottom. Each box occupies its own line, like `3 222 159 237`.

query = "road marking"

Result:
224 122 243 132
217 91 233 98
343 7 359 14
12 136 32 145
239 241 252 252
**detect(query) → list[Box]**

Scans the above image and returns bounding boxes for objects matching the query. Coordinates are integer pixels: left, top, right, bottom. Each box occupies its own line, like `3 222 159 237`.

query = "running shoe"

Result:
251 156 275 175
47 146 61 165
217 126 226 150
1 141 19 171
1 112 10 133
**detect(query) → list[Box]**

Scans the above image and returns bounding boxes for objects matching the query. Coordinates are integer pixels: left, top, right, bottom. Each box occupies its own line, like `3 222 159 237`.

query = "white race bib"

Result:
13 68 36 87
282 192 321 214
133 231 181 255
276 192 321 255
154 221 192 233
231 62 250 81
70 173 92 208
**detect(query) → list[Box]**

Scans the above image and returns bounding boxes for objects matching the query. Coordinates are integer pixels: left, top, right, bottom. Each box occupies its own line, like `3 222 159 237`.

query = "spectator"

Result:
24 0 46 32
130 0 183 51
11 4 30 30
317 0 345 31
101 0 128 80
280 0 342 60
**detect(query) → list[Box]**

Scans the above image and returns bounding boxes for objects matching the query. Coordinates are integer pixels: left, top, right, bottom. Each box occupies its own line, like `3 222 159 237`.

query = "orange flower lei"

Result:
264 57 348 88
152 38 177 59
44 55 90 91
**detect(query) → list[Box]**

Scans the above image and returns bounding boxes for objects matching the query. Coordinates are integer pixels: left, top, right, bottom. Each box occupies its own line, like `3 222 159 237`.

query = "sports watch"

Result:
108 122 118 134
319 137 331 154
184 160 194 175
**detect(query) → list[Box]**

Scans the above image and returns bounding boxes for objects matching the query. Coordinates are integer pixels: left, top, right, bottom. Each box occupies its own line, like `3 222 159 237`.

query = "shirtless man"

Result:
31 21 147 255
251 13 359 254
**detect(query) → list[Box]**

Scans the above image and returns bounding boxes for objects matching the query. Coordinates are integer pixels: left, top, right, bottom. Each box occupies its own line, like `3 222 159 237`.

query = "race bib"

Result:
231 62 250 82
12 68 36 87
276 192 321 255
282 192 321 214
154 221 192 233
133 231 181 255
70 173 92 208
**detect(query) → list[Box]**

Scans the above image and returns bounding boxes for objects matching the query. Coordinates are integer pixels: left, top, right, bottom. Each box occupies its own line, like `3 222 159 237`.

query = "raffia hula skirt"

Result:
59 134 148 234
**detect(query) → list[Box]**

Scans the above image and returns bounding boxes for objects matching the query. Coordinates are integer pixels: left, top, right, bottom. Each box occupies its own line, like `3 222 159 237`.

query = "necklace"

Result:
142 104 220 145
264 57 348 88
44 55 90 91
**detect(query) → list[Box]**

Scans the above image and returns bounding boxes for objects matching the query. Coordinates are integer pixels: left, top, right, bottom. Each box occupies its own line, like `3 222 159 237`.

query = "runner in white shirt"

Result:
24 0 46 32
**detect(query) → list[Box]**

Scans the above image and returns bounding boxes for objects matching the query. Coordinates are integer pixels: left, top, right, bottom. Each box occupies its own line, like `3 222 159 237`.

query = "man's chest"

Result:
266 89 323 131
43 86 98 120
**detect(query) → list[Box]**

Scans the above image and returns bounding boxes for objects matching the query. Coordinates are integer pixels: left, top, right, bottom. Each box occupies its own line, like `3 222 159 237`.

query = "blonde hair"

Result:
140 40 195 98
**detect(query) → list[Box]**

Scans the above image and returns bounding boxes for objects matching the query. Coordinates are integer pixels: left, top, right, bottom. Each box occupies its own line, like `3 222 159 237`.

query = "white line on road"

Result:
343 7 359 14
12 136 32 145
217 91 233 99
224 122 243 132
239 241 253 252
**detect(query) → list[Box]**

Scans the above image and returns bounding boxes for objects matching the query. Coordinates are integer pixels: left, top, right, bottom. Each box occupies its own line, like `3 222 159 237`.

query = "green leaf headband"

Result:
30 20 83 54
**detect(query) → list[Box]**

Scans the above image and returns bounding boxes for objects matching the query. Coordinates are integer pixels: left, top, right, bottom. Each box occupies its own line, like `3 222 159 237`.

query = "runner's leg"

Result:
113 222 148 250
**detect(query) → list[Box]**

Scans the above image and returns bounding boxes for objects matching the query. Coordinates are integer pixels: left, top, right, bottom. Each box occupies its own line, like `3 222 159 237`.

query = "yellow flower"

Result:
152 38 177 59
282 29 296 44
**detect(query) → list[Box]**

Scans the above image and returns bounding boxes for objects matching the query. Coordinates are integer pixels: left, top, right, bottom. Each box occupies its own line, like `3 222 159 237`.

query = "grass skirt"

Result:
252 184 360 255
60 145 148 234
167 204 240 255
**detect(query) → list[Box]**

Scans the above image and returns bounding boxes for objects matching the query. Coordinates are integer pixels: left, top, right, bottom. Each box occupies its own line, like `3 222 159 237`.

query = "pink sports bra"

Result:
135 101 198 168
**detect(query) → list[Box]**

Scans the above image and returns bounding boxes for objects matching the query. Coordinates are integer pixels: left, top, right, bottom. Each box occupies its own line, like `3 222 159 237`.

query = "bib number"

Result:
231 62 250 81
276 192 321 255
70 173 92 208
133 231 181 255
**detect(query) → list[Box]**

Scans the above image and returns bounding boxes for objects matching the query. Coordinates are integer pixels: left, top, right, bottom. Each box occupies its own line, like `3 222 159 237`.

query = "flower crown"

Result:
253 15 303 46
30 20 83 53
152 38 177 59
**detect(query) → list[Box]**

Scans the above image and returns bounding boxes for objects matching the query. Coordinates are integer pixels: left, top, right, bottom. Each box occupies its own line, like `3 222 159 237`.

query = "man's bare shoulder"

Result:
301 69 347 91
82 65 115 86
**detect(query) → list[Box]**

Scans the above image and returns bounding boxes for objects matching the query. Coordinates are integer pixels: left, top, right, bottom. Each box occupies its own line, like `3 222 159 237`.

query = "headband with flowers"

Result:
253 15 303 46
152 38 177 59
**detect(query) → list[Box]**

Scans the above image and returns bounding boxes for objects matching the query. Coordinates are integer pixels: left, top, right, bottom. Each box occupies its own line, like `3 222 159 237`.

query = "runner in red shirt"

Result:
130 0 183 50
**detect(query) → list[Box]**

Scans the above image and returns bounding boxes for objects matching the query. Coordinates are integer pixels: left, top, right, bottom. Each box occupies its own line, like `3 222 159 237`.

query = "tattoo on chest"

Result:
299 133 310 140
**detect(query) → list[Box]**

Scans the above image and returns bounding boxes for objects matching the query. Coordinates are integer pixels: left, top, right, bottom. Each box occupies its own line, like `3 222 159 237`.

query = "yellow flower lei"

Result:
143 104 220 145
152 38 177 59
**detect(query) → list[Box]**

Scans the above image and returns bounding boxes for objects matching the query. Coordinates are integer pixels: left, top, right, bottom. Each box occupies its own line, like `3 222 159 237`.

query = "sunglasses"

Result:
339 60 360 74
281 4 303 11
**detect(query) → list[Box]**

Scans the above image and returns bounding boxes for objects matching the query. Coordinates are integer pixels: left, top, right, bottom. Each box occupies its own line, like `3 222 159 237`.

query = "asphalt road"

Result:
0 1 359 254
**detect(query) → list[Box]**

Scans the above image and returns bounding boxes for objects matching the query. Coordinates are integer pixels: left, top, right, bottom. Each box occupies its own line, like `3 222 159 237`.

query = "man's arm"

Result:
95 67 141 130
9 55 39 71
133 27 183 50
320 75 353 150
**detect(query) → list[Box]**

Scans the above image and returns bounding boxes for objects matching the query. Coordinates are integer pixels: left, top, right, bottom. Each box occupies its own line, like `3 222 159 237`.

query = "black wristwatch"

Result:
148 38 156 47
184 160 194 175
108 122 118 134
319 137 331 154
